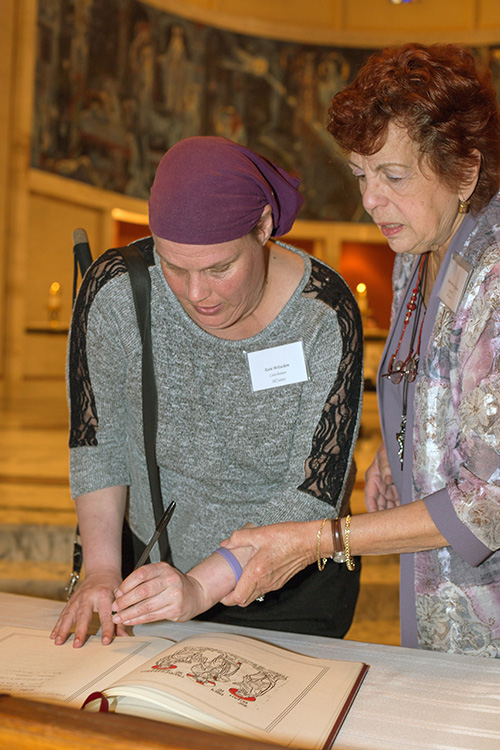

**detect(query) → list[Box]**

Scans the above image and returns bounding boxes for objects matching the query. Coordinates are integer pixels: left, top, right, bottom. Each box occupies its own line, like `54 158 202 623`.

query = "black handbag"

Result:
66 237 168 598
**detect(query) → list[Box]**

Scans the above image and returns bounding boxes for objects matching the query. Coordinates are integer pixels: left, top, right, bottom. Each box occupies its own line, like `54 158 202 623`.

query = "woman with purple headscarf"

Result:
52 137 362 646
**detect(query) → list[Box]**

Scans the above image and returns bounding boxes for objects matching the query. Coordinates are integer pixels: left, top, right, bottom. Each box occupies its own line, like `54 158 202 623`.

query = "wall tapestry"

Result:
33 0 500 222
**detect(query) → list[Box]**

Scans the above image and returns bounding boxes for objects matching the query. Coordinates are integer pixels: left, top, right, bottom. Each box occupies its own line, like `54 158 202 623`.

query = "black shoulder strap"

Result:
66 242 169 598
117 245 168 562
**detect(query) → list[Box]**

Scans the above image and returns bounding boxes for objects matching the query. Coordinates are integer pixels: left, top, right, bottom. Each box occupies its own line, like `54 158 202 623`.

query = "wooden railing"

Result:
0 694 288 750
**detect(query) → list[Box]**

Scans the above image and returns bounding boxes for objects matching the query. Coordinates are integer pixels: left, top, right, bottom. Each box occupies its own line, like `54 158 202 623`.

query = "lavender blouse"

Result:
378 194 500 656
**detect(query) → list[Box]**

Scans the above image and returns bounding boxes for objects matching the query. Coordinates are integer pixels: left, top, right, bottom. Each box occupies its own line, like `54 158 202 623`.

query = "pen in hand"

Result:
111 500 176 616
133 500 176 571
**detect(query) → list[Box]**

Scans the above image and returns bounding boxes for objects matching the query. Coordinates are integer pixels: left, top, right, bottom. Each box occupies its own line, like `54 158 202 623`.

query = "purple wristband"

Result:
214 548 243 583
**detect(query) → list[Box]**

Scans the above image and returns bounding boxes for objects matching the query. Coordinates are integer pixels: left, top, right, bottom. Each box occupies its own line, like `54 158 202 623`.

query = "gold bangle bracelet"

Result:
344 515 355 571
316 518 329 571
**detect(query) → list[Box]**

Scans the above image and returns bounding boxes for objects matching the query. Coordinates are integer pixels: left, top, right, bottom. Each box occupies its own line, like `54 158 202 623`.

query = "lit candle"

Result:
48 281 62 325
356 282 368 317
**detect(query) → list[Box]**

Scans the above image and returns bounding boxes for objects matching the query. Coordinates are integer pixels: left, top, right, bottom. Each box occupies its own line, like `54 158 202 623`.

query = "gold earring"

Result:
458 198 470 214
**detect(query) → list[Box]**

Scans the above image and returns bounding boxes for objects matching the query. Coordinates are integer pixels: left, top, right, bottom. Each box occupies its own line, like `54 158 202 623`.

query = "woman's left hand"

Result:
111 563 204 626
219 521 317 607
365 443 400 512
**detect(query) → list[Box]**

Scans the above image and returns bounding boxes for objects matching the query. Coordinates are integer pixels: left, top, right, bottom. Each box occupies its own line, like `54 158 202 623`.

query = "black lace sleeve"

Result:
68 237 155 448
298 258 363 510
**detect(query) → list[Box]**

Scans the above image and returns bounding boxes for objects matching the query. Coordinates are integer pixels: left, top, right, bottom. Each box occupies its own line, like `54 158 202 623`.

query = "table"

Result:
1 592 499 749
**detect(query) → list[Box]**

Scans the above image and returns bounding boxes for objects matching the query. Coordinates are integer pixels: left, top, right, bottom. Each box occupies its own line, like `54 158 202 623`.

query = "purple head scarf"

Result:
148 136 303 244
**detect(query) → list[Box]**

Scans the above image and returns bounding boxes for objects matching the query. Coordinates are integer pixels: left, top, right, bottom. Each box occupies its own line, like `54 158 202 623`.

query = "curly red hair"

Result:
327 43 500 214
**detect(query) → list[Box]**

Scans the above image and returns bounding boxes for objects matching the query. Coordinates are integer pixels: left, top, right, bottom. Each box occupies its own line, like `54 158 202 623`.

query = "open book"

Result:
0 627 368 749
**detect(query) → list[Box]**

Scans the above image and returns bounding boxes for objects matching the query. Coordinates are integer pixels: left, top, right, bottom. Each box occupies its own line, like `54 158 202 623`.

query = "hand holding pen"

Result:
133 500 176 570
111 500 176 616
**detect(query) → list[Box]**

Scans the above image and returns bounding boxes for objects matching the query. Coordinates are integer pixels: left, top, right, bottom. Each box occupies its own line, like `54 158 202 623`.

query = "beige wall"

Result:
1 0 38 390
0 0 15 381
148 0 500 44
1 0 500 394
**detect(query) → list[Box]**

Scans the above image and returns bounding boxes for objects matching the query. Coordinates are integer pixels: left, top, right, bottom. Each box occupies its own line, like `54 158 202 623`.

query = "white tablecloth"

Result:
2 592 499 750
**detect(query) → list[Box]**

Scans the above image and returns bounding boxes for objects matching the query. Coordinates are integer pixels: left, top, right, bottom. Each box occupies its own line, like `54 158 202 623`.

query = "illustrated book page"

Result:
0 627 173 707
0 627 368 749
89 631 368 749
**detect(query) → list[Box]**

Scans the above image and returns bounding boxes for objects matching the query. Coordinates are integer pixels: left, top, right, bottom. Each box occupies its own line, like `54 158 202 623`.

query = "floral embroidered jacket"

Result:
380 194 500 656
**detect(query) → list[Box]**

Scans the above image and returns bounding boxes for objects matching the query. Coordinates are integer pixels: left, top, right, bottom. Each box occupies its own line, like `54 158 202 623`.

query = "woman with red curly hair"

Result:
222 43 500 657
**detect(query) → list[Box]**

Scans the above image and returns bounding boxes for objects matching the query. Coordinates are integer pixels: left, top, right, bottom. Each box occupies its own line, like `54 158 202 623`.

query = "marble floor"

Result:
0 381 399 646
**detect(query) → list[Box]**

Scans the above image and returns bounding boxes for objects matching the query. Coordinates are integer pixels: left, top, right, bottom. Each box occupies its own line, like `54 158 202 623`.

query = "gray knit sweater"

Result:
68 238 363 571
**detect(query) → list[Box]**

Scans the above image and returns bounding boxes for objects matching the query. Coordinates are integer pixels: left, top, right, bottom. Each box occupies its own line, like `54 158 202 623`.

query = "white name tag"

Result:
246 341 309 392
439 253 472 313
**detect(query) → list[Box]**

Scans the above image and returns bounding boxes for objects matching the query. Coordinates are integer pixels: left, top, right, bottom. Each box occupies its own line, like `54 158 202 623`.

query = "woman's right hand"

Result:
51 567 127 648
111 540 257 626
110 563 206 627
365 442 400 512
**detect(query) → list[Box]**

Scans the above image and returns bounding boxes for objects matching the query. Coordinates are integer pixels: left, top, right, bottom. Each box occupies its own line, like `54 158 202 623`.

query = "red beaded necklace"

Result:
382 252 429 467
